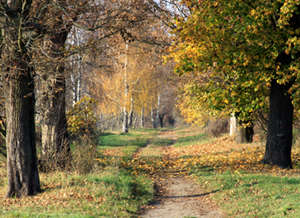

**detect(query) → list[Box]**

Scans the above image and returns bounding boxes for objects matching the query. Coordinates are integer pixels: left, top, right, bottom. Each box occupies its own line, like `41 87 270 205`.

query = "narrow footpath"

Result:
135 130 225 218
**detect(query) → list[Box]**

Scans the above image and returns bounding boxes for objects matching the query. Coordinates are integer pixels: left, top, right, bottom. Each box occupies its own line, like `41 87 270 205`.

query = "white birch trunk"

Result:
151 105 155 128
122 43 129 133
129 97 134 127
155 94 161 128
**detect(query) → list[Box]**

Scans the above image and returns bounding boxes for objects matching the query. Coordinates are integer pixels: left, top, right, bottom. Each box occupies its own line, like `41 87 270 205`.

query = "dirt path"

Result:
136 130 225 218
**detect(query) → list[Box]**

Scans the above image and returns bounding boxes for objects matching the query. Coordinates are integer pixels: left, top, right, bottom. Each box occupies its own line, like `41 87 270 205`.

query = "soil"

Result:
136 130 226 218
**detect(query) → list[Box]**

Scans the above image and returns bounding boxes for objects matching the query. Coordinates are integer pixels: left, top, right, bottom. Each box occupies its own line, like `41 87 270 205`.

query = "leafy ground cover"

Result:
0 166 154 218
113 128 300 217
1 127 300 217
0 129 163 218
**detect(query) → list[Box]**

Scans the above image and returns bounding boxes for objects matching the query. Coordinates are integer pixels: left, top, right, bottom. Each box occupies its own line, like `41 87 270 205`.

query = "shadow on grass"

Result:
101 132 116 137
164 189 220 199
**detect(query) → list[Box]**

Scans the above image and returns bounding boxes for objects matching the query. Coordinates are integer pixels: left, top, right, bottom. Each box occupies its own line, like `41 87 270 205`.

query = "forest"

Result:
1 0 300 217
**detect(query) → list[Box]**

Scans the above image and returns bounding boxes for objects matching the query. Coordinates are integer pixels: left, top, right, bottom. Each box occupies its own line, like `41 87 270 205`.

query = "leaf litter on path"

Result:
136 130 225 218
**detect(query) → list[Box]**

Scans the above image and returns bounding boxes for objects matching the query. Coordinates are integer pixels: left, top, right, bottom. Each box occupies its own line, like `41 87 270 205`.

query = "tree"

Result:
0 0 41 197
168 0 300 168
35 2 73 165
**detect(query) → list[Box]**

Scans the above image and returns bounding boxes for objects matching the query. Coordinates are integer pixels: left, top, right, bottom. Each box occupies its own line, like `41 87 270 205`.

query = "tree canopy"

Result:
168 0 300 168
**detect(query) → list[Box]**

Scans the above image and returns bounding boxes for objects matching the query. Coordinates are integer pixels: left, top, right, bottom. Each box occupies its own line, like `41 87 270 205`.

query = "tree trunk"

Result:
40 76 70 166
122 43 129 133
140 108 145 128
159 114 165 128
261 80 293 168
129 97 134 127
1 0 41 197
151 106 155 128
39 32 70 167
4 72 41 198
155 94 161 128
236 120 254 143
122 107 129 133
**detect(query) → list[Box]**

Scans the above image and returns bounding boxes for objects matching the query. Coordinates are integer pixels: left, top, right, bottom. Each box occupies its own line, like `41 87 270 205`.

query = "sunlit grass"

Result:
2 126 300 217
98 129 162 157
0 168 154 217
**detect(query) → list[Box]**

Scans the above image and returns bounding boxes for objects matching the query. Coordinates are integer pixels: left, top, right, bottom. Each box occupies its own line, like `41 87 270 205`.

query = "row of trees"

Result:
5 0 298 199
0 0 175 198
168 0 300 169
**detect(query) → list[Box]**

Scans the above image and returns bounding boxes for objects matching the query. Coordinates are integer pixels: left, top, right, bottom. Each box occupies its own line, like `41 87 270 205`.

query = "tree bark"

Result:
4 72 41 198
39 32 70 166
159 113 165 128
236 119 254 143
155 94 161 128
128 97 134 127
140 108 145 128
1 0 41 198
40 76 70 165
122 43 129 133
151 106 155 128
261 80 293 168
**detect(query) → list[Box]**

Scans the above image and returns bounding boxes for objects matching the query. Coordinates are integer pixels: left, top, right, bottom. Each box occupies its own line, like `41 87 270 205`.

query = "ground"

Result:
136 130 225 218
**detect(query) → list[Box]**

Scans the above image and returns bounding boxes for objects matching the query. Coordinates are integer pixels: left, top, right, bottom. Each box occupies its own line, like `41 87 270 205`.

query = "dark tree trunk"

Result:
0 0 41 198
4 71 41 198
236 119 254 143
159 114 165 128
261 80 293 169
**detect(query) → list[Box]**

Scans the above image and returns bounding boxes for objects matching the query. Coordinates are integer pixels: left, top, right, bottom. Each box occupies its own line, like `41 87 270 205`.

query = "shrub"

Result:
72 135 98 174
67 96 99 138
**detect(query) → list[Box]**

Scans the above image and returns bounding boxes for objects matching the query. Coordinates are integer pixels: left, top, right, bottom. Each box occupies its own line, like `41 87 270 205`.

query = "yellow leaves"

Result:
67 96 98 137
225 59 231 64
213 1 219 7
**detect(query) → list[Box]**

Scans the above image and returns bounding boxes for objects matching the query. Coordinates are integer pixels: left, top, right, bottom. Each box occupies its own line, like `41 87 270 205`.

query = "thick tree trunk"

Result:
40 77 70 166
261 80 293 168
40 32 70 167
4 73 41 198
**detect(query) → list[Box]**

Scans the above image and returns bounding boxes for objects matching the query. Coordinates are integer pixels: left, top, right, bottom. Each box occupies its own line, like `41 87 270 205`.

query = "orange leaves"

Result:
110 134 300 178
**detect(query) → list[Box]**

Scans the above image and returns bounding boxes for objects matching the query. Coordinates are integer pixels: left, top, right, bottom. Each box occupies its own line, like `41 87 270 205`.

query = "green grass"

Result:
189 168 300 217
0 168 154 218
173 133 207 147
148 138 174 147
98 129 162 157
5 126 300 217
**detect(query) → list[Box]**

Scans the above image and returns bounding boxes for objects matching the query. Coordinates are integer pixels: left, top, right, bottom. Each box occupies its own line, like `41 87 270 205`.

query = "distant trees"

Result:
0 0 174 198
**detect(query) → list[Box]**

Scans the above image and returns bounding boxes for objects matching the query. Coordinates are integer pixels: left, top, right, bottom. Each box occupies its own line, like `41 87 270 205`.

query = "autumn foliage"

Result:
67 96 99 137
